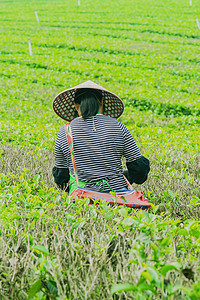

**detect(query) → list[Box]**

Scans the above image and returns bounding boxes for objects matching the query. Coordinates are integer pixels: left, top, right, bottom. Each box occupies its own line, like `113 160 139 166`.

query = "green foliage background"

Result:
0 0 200 299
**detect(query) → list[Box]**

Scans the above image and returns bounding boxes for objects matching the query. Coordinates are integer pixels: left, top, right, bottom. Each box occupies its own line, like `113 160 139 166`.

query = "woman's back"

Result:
55 114 141 192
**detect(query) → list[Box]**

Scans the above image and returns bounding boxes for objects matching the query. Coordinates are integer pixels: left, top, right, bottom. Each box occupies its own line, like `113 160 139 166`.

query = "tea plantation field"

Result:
0 0 200 299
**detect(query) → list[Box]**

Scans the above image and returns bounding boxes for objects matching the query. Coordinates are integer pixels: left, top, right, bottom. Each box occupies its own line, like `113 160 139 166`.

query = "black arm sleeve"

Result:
52 166 70 191
123 156 150 184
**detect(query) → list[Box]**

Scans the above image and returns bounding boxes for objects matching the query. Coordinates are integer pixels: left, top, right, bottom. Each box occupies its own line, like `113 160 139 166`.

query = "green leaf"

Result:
28 279 42 299
160 237 171 248
33 245 49 256
72 221 82 230
168 190 176 200
122 217 136 226
149 202 155 212
177 229 188 236
181 286 193 296
105 211 113 220
138 283 156 293
141 271 151 282
160 262 182 276
189 228 200 238
111 283 137 294
160 265 178 276
150 243 159 260
147 267 160 286
66 214 75 223
171 284 183 294
46 280 58 296
135 293 146 300
118 208 127 217
190 196 200 206
167 283 183 295
137 233 151 244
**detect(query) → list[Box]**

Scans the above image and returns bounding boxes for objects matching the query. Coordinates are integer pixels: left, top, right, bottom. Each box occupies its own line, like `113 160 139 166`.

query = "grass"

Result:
0 0 200 298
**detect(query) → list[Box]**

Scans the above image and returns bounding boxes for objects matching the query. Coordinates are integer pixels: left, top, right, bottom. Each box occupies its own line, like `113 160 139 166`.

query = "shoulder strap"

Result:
65 123 79 188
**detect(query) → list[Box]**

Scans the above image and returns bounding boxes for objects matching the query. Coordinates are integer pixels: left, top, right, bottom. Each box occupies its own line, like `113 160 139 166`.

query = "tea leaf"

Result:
111 283 137 294
46 280 58 297
32 245 49 256
160 264 180 276
28 279 42 299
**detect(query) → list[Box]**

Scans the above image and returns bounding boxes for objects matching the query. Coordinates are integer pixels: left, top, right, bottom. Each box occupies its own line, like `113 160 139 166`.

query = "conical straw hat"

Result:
53 80 124 121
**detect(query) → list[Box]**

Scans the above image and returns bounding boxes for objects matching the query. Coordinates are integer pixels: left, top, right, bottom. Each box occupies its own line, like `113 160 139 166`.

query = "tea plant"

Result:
0 0 200 298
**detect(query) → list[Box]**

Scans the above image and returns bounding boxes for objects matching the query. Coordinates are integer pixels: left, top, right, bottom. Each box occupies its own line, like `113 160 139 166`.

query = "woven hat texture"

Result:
53 80 124 121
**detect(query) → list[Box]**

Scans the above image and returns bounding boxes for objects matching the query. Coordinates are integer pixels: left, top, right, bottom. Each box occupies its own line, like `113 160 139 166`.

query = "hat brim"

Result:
53 81 124 122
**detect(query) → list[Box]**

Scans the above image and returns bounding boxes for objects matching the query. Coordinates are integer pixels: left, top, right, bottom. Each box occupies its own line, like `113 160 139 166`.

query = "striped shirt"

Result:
54 114 142 192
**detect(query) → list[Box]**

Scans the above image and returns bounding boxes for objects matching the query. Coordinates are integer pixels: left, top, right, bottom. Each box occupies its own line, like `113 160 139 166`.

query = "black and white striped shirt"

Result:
55 114 142 192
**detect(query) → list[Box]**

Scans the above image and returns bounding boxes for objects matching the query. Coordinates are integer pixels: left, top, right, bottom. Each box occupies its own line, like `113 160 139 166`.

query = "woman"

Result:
52 80 150 194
